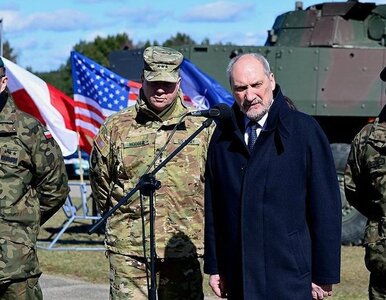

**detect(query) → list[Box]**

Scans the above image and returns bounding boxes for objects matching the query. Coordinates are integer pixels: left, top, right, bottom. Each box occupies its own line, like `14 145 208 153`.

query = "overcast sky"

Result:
1 0 386 72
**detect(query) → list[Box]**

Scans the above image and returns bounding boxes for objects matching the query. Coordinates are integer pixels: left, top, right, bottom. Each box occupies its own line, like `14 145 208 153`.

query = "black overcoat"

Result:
204 86 341 299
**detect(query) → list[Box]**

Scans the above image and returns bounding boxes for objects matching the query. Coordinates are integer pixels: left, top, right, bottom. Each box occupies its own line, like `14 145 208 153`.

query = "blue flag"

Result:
180 58 234 109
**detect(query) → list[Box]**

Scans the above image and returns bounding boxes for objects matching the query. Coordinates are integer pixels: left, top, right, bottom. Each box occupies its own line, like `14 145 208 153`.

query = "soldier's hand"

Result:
209 274 227 298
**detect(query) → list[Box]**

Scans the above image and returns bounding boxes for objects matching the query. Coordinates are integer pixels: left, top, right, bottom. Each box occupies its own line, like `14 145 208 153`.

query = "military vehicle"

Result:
109 0 386 245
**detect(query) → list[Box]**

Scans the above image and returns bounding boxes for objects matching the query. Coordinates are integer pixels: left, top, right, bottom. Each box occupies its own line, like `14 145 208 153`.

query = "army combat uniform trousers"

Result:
369 272 386 300
108 252 204 300
0 276 42 300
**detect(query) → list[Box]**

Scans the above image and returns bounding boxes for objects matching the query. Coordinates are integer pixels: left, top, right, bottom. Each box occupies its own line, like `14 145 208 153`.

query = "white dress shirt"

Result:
244 112 269 146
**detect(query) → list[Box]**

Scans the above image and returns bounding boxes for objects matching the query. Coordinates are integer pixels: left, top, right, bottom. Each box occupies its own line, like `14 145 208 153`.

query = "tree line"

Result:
3 33 234 96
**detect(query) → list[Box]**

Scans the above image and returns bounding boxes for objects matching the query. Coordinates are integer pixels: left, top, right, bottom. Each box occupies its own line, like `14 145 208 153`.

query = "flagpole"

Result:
0 19 3 57
76 133 90 222
77 143 84 183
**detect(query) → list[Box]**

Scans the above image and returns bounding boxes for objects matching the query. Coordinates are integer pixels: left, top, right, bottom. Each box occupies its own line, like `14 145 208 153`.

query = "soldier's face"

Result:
231 55 275 121
142 78 181 112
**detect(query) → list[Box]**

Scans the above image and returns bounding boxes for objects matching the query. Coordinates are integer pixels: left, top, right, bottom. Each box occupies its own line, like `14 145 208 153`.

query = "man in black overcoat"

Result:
204 53 342 299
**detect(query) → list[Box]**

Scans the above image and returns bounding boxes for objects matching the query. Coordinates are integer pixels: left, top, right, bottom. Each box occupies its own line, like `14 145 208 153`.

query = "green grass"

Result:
334 246 368 299
37 196 108 282
37 198 369 298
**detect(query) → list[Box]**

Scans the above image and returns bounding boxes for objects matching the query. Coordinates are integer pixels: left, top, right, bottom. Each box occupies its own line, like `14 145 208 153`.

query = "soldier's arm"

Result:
33 125 70 225
344 127 373 217
89 125 112 213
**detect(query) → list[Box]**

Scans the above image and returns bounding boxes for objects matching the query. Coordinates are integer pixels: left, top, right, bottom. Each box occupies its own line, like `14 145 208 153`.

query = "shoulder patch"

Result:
0 147 20 166
95 134 109 156
44 130 53 139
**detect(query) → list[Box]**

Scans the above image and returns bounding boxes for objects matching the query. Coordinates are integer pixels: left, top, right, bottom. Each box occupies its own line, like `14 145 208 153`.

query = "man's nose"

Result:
244 87 255 101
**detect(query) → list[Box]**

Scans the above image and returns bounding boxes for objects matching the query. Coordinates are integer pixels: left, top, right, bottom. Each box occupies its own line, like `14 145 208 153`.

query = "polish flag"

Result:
2 57 78 156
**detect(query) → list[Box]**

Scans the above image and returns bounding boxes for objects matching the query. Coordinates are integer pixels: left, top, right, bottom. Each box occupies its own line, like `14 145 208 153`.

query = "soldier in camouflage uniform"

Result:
344 67 386 300
89 46 213 300
0 58 69 299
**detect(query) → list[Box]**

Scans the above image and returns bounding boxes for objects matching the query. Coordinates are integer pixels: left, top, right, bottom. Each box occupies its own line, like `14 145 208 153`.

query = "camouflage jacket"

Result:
0 92 69 282
345 113 386 274
90 91 213 258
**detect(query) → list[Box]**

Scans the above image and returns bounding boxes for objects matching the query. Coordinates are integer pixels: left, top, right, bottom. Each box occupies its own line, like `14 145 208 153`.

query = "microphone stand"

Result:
89 117 213 300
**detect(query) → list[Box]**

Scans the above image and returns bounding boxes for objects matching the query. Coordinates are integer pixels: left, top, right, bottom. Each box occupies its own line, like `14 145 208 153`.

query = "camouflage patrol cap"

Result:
143 46 183 83
380 66 386 82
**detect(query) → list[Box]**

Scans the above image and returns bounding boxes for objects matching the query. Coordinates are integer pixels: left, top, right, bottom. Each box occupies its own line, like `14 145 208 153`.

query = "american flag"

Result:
71 51 140 153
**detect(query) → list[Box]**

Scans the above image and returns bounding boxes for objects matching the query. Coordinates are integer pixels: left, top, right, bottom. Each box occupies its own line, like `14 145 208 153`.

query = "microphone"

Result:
188 103 232 121
189 108 220 118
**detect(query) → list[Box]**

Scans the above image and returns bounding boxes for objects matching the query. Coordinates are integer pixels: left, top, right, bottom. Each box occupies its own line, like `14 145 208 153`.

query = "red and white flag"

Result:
2 57 78 156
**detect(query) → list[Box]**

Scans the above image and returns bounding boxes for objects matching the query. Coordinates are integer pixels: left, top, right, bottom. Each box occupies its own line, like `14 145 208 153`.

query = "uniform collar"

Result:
0 91 18 134
135 89 188 125
0 90 17 122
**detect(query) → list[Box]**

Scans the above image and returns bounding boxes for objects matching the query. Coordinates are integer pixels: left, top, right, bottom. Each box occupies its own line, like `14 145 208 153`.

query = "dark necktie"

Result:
248 121 258 152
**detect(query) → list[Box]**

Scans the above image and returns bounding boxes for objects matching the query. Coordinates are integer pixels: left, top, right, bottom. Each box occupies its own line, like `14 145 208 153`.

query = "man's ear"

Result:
270 73 275 91
0 76 8 93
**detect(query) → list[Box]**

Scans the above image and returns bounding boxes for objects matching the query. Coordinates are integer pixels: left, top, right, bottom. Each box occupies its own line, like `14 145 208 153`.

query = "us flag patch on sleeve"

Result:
95 134 110 156
44 130 53 139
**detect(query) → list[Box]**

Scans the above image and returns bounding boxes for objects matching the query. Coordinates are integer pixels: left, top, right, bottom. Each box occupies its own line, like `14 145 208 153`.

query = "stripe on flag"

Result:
2 57 78 156
71 51 140 153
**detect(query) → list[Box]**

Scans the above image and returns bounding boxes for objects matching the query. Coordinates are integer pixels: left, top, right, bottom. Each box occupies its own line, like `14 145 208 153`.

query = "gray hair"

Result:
226 53 271 85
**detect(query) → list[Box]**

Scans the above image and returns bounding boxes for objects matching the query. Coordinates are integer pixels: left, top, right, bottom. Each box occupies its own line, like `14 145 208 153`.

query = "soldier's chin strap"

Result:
88 116 213 300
